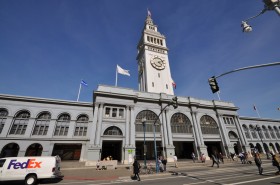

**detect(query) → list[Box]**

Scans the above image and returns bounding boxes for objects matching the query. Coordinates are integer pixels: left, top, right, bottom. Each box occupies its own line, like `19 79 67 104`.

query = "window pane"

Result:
119 109 124 118
105 108 110 117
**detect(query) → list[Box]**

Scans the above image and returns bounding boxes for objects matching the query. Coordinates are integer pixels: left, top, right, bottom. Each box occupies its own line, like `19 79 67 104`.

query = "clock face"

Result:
150 57 165 70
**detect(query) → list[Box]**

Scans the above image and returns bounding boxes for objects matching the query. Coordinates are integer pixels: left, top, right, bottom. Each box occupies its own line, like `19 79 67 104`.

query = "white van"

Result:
0 156 63 185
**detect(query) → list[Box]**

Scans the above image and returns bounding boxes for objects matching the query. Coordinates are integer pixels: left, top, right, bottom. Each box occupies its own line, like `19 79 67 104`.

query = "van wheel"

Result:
25 174 37 185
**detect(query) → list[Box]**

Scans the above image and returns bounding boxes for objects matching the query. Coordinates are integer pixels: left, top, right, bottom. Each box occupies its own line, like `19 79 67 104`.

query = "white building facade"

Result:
0 13 280 163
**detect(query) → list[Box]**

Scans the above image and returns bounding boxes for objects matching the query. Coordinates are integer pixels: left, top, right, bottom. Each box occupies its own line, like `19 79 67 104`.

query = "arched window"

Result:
200 115 219 135
276 143 280 152
25 143 43 156
104 126 122 136
0 143 19 157
170 113 192 134
242 125 250 139
0 109 8 134
74 114 89 136
256 143 263 153
32 112 51 135
249 125 258 139
268 126 276 139
9 111 30 135
54 113 70 136
274 126 280 138
135 110 160 133
228 131 238 139
262 126 270 139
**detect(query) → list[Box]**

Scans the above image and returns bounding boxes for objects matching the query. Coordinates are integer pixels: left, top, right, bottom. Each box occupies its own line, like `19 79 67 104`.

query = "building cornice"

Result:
0 94 92 107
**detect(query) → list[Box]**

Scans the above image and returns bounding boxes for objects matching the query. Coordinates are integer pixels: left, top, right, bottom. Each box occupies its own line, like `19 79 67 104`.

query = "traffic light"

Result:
171 96 178 109
208 76 219 93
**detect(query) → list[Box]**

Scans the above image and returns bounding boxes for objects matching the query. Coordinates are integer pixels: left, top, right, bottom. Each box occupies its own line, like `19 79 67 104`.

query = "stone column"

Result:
125 105 130 147
122 106 136 165
25 118 35 137
95 103 104 146
79 143 86 162
1 117 13 137
47 119 56 138
89 103 99 145
216 114 230 157
87 103 102 161
189 112 199 157
161 108 168 147
48 142 54 156
234 116 250 152
165 109 173 146
67 120 75 138
130 106 135 147
191 110 207 158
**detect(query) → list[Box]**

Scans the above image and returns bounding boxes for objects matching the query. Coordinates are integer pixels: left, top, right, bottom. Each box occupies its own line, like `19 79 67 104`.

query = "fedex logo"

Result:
8 159 42 169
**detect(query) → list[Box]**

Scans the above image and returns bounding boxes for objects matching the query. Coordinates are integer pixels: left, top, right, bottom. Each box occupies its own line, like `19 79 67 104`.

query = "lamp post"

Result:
241 0 280 32
153 96 178 173
255 125 270 159
141 117 147 171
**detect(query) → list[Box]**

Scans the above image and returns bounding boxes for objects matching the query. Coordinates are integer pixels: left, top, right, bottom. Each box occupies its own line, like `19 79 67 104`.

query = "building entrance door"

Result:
205 141 223 156
173 141 194 159
101 141 122 161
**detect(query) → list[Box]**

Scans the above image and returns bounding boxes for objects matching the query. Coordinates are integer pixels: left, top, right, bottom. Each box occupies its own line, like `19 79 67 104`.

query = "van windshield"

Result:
0 159 6 167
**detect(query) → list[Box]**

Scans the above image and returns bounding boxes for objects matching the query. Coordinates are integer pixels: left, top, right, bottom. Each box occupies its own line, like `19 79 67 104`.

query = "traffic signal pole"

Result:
208 62 280 93
215 62 280 79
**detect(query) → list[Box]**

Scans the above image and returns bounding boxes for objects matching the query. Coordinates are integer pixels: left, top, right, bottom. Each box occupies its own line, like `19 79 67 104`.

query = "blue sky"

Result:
0 0 279 119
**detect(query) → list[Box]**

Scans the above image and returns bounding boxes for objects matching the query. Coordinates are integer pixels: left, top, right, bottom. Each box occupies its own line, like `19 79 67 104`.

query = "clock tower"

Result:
137 12 174 95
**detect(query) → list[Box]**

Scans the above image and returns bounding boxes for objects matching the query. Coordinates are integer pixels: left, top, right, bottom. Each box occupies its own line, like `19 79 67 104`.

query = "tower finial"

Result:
147 8 152 17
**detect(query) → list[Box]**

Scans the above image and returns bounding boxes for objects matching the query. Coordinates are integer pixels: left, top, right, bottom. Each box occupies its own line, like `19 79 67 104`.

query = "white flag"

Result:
117 65 130 76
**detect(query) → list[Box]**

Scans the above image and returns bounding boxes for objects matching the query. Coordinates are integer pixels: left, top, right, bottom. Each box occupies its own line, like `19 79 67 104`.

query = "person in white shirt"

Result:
173 155 178 168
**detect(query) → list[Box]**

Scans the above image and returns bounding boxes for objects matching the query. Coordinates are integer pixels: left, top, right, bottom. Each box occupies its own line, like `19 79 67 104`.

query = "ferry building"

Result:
0 13 279 163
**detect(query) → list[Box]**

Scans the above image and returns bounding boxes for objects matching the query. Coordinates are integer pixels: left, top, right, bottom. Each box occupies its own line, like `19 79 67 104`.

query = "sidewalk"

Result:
60 159 240 181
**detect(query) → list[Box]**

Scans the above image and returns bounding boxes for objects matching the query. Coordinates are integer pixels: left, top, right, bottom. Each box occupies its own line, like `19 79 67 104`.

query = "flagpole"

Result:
115 67 118 86
217 91 221 101
77 83 82 102
255 107 261 118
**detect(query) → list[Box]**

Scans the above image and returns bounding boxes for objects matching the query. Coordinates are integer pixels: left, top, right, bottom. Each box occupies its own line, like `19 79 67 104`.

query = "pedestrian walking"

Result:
271 152 280 175
219 152 224 164
158 157 164 172
173 155 178 168
230 152 235 161
162 157 167 172
96 160 100 170
191 152 196 163
132 159 141 181
253 152 263 175
239 152 245 164
201 153 206 163
211 152 219 168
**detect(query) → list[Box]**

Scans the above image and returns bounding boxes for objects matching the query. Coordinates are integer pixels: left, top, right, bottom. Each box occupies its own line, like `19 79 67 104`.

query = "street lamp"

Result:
241 0 280 32
141 117 147 171
152 96 178 173
255 125 270 159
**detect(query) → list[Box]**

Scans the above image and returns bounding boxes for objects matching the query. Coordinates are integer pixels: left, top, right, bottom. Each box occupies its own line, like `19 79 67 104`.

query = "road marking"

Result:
56 176 186 185
223 175 280 185
183 170 278 185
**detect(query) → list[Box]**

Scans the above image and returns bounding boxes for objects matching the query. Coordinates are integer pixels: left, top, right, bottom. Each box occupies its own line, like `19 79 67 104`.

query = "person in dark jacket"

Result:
271 152 280 175
211 152 219 168
162 158 167 171
254 152 263 175
133 159 141 181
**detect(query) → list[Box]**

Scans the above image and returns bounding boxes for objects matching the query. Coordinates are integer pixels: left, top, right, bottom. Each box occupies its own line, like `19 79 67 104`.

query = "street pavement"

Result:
6 158 280 185
57 158 280 185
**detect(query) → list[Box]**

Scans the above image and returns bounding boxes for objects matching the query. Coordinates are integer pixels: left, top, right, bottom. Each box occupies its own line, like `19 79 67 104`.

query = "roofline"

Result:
0 93 92 107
